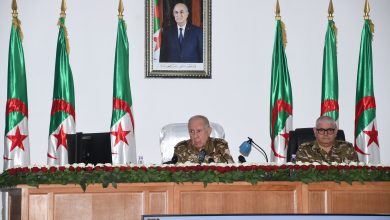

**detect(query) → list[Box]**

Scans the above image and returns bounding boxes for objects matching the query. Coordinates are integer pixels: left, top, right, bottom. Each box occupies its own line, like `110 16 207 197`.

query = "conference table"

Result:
3 163 390 219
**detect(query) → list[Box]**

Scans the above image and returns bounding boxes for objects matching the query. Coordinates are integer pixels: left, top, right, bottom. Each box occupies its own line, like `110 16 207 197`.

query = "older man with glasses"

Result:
296 116 358 163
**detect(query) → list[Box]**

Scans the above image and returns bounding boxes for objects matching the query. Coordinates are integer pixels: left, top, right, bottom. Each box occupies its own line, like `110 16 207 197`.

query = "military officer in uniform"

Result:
296 116 358 163
173 115 234 163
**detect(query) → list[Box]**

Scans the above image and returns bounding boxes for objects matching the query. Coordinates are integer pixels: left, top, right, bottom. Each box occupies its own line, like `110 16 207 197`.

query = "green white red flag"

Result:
153 0 162 62
47 14 76 165
110 9 137 165
269 17 293 164
354 16 380 164
3 12 30 169
321 19 339 123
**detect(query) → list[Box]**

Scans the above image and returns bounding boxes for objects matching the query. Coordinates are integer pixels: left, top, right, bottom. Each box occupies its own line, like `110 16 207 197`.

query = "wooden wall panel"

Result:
52 192 146 220
149 192 169 214
174 182 301 214
6 181 390 220
308 191 326 213
29 194 49 220
179 190 297 214
308 182 390 214
92 193 144 220
331 191 390 214
54 194 93 220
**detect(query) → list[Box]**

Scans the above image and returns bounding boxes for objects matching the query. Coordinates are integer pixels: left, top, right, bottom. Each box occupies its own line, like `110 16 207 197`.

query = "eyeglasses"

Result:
189 129 206 136
316 128 336 135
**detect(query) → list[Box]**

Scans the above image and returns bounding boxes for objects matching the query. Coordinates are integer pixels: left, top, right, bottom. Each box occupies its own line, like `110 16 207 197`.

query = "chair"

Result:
287 128 345 162
160 122 225 163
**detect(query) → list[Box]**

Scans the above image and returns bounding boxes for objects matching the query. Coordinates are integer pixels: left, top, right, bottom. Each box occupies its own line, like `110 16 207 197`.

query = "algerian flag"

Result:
3 11 30 170
269 9 293 164
110 6 137 165
153 0 162 62
354 15 380 164
321 18 339 123
47 12 76 165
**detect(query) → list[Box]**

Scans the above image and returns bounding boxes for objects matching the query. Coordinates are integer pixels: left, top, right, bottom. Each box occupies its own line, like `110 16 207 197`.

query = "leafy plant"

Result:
1 163 389 191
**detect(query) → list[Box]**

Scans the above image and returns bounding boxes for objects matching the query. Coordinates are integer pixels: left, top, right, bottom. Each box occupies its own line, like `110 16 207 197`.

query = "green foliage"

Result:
1 164 389 192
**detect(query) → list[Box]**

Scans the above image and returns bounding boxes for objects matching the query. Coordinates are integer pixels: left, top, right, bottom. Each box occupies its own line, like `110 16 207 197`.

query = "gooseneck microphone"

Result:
163 155 178 164
171 155 178 164
238 155 246 163
217 149 229 164
239 137 269 163
198 149 207 163
248 137 268 162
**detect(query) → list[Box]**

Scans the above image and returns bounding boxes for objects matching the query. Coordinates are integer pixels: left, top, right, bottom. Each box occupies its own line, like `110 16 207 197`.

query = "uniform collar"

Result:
188 137 212 152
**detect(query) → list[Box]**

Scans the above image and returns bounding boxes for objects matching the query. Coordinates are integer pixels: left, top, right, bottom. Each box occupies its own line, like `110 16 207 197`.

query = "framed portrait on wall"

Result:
145 0 211 78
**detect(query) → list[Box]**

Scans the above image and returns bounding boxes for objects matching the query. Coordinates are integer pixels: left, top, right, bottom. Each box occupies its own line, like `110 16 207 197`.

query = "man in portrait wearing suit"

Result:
159 2 203 63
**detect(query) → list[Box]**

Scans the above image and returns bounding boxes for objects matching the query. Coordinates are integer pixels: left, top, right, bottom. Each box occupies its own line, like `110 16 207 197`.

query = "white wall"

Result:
0 0 389 170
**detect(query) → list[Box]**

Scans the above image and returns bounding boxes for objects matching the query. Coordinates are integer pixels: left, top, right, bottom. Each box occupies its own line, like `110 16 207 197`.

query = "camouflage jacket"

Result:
296 140 359 163
173 138 234 164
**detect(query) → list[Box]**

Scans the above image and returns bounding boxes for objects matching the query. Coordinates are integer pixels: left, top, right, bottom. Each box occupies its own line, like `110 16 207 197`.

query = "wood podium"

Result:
6 181 390 220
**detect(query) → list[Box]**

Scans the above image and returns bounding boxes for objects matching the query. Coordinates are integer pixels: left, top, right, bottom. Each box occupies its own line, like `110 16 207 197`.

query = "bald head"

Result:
315 116 337 129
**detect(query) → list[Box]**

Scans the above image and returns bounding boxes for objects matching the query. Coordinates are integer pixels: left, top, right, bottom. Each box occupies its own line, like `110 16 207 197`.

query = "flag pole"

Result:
363 0 374 34
270 0 293 163
111 0 137 164
327 0 337 43
275 0 281 20
59 0 70 54
275 0 287 48
118 0 124 18
328 0 334 20
11 0 24 41
364 0 370 19
47 0 75 165
12 0 18 17
354 0 379 164
4 1 22 218
61 0 66 17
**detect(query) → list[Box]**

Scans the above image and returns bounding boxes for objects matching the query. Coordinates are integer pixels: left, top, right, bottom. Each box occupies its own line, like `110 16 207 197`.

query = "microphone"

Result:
239 137 268 162
208 157 215 163
198 149 206 163
171 154 178 164
163 155 178 164
238 155 246 163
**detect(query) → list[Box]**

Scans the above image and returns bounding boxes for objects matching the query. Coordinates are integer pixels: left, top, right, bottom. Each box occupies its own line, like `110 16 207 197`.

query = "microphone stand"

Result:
247 137 269 163
217 149 229 164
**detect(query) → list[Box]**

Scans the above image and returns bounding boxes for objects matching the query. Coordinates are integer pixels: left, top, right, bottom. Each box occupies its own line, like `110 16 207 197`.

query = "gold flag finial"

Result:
58 0 70 54
275 0 281 20
12 0 18 17
118 0 124 19
364 0 370 19
11 0 24 41
274 0 287 48
328 0 334 20
60 0 67 17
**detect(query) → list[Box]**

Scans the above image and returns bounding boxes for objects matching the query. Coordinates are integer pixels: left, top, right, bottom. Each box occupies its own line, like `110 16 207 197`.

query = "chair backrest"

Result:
287 128 345 162
160 122 225 163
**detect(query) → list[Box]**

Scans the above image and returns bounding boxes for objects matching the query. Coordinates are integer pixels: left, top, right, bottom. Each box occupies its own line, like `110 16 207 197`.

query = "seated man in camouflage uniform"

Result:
296 116 358 163
173 115 234 163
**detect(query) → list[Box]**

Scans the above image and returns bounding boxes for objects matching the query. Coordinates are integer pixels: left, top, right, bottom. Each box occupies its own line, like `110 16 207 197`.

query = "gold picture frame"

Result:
145 0 211 78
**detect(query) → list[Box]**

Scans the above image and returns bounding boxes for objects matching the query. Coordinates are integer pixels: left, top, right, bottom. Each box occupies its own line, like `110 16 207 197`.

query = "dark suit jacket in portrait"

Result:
159 24 203 63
